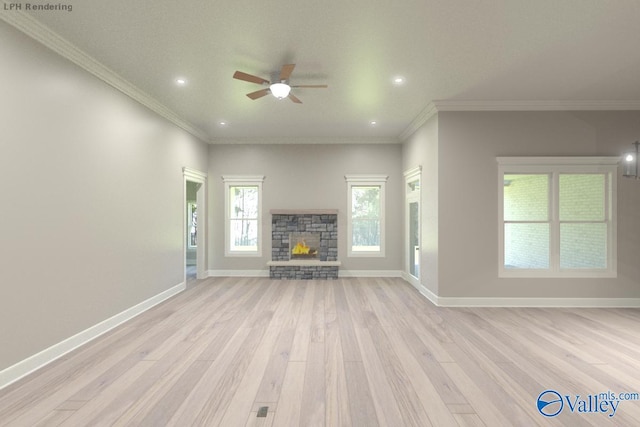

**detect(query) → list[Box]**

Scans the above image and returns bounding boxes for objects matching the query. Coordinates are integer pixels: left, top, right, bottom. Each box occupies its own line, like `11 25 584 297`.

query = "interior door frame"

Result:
404 166 422 283
183 167 207 281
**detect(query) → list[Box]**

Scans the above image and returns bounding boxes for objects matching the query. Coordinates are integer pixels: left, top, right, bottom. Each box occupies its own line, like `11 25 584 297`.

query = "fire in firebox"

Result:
292 240 316 255
290 233 320 259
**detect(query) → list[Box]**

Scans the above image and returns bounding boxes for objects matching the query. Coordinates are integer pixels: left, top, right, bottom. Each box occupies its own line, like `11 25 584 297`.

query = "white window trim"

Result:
345 174 388 257
223 175 265 257
497 157 618 278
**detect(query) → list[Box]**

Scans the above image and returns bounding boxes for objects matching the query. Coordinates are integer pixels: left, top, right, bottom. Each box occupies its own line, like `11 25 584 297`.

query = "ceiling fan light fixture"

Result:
270 82 291 99
233 64 326 103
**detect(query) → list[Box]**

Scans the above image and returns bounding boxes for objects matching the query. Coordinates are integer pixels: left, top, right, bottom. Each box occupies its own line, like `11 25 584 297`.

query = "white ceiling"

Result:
14 0 640 143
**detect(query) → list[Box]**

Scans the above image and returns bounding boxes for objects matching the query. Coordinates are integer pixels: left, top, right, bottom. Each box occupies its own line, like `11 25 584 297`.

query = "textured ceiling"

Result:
8 0 640 143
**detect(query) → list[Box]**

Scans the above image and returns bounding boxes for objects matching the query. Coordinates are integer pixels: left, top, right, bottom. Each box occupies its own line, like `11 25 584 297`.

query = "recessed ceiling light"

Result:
370 120 378 126
175 78 187 86
393 76 405 85
219 121 227 126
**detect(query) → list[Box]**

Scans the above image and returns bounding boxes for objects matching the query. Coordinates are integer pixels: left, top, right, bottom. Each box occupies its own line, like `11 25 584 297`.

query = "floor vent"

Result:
257 406 269 418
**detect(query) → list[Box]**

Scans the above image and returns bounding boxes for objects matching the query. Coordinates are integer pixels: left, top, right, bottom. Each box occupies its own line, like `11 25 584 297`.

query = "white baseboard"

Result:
401 271 421 289
420 287 440 305
339 270 403 278
401 272 439 305
207 270 640 307
207 269 269 277
398 273 640 307
435 296 640 308
0 282 185 390
207 269 403 278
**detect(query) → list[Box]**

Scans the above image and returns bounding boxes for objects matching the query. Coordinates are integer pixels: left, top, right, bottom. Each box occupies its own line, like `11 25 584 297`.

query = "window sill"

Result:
225 251 262 257
348 252 386 258
499 270 617 279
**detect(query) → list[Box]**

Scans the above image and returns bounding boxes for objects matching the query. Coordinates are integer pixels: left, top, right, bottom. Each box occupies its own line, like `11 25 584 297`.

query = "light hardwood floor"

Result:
1 277 640 426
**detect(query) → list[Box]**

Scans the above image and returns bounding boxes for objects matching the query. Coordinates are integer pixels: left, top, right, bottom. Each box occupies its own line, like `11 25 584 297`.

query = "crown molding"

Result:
399 99 640 142
496 156 620 166
1 8 210 143
432 99 640 111
210 136 399 145
398 102 438 142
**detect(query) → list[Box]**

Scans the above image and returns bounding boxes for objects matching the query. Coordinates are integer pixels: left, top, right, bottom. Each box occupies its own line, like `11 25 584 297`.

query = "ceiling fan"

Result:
233 64 327 104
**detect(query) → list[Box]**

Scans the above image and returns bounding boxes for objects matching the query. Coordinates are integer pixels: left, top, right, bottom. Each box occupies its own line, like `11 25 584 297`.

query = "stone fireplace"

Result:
268 209 340 279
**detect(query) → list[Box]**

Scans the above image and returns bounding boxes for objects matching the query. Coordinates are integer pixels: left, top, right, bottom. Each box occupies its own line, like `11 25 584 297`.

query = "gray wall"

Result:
0 21 208 370
437 111 640 298
207 143 404 273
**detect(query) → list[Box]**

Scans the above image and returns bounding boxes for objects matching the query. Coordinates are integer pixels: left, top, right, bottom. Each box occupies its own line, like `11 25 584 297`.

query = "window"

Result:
498 157 617 278
223 175 265 256
345 175 388 257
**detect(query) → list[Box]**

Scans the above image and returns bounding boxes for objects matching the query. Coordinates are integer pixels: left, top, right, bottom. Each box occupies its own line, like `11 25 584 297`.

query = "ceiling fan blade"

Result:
290 84 328 88
247 88 271 100
233 71 270 85
280 64 295 81
288 93 302 104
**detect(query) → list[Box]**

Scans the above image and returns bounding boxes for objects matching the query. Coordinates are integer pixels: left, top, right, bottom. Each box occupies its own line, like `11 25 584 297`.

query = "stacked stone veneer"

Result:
270 212 339 279
269 265 338 280
272 213 338 261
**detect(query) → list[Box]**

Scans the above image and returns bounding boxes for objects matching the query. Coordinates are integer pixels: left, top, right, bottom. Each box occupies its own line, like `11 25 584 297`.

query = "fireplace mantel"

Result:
267 260 341 267
270 209 338 215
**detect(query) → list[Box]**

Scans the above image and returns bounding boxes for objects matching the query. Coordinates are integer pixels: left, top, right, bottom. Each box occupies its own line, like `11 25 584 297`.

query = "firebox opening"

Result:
290 232 321 260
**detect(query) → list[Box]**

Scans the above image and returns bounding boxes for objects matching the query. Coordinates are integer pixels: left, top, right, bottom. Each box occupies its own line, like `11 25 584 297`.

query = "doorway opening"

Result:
186 181 199 282
183 167 207 286
405 166 421 282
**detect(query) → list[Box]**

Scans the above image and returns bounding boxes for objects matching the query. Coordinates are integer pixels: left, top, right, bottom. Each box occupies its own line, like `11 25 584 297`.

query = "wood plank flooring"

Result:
1 277 640 426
